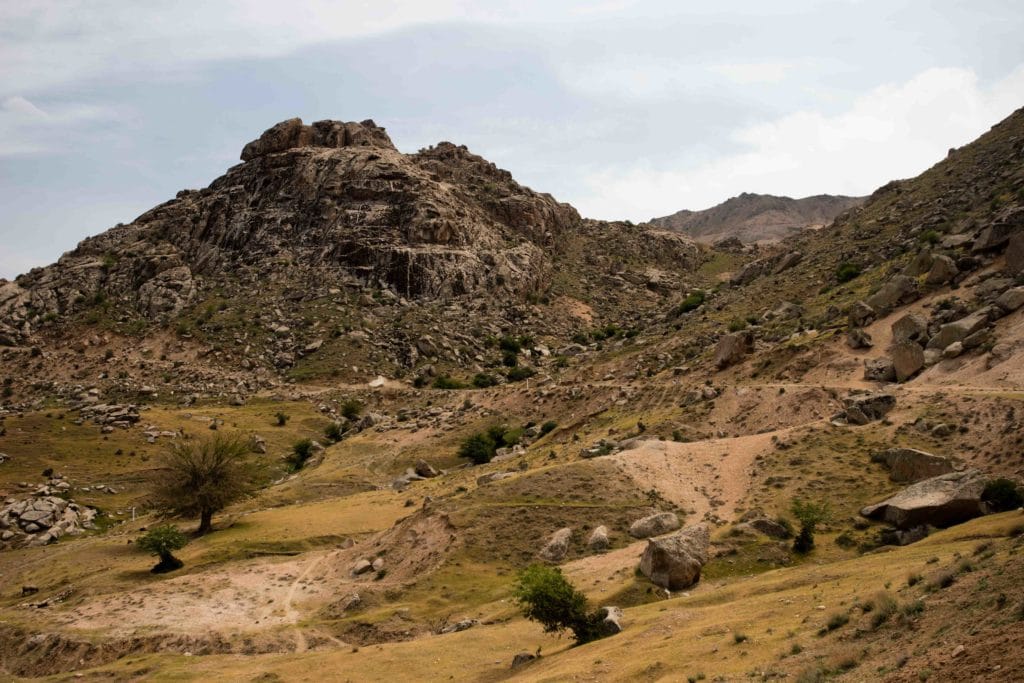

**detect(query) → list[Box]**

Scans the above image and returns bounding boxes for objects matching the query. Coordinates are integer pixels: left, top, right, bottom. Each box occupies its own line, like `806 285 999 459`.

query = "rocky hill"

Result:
648 192 864 244
0 109 1023 682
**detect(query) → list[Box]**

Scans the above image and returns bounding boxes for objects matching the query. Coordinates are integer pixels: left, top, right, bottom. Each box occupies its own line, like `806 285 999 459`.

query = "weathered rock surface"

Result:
837 392 896 425
638 524 709 590
860 469 989 529
866 275 919 315
538 527 572 561
892 313 928 344
870 447 957 483
629 512 681 538
892 341 925 382
863 357 896 382
587 525 610 552
713 331 753 369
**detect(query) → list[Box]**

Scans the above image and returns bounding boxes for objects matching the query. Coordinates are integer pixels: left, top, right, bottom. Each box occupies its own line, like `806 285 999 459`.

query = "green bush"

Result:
982 478 1023 511
289 439 315 470
472 373 498 388
513 564 605 645
458 432 498 465
274 411 289 427
920 229 940 245
727 319 747 332
836 262 861 283
506 366 536 382
502 351 519 367
137 524 188 573
675 290 706 316
324 422 345 443
539 420 558 436
340 399 363 421
432 375 466 390
499 336 523 354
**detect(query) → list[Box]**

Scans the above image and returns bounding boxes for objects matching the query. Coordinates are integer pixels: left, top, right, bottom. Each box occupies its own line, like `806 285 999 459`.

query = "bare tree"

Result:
152 434 257 535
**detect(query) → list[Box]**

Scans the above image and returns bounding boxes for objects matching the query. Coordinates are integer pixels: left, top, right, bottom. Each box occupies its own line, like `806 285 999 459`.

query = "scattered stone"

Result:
638 524 710 590
629 512 681 538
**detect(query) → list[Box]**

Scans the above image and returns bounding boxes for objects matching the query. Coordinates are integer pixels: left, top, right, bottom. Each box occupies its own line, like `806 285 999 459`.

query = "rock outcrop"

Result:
860 469 989 529
870 447 957 483
628 512 681 539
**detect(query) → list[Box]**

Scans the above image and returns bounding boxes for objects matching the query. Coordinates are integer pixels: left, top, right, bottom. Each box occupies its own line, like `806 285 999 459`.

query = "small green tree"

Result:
458 432 497 465
513 564 602 645
982 478 1023 512
137 524 188 573
791 499 830 553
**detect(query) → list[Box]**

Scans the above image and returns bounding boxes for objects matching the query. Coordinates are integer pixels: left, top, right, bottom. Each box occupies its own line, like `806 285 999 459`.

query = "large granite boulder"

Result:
926 307 994 350
538 527 573 562
870 447 956 483
713 331 754 370
866 275 919 315
891 313 928 345
860 469 989 529
638 524 709 590
892 341 925 382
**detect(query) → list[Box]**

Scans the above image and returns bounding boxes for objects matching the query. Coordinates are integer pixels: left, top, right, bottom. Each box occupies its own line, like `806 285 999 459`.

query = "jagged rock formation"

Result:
649 193 863 244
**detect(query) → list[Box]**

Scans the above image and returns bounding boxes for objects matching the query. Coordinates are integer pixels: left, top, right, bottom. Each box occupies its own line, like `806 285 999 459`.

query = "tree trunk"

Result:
197 508 213 535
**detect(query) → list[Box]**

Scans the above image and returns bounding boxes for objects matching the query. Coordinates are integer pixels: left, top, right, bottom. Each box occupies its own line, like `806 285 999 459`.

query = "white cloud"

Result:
0 96 125 156
572 66 1024 220
712 61 793 84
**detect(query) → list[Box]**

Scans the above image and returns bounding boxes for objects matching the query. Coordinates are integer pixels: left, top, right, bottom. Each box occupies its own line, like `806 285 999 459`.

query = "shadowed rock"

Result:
860 469 989 529
638 523 709 590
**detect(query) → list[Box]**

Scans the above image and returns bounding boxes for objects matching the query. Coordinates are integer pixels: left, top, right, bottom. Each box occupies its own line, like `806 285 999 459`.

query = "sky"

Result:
2 1 1023 279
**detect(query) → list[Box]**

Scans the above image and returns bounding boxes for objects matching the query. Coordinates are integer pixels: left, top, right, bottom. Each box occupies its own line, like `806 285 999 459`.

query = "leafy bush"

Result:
920 229 940 245
539 420 558 436
513 564 606 645
727 319 747 332
982 478 1023 511
506 366 536 382
289 438 315 471
836 262 861 283
324 422 345 443
137 524 188 573
675 290 706 316
458 433 498 465
340 399 363 421
825 611 849 631
472 373 499 388
502 352 519 367
432 375 466 390
571 331 590 345
275 411 289 427
499 336 523 354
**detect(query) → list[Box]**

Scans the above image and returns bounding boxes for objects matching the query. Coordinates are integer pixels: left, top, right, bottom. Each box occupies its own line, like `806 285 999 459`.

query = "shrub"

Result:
458 432 498 465
472 373 498 388
324 422 345 443
289 438 315 471
675 290 706 315
571 331 590 345
340 399 363 421
151 435 257 535
275 412 289 427
137 525 188 573
982 478 1023 511
540 420 558 436
506 366 536 382
499 336 523 354
432 375 466 390
920 229 940 245
836 262 861 283
791 499 830 553
869 591 898 629
733 632 749 644
513 564 605 645
502 351 519 367
825 611 849 631
925 568 956 592
727 319 747 332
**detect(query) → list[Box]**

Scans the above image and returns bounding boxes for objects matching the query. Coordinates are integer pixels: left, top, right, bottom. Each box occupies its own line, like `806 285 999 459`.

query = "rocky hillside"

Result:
648 192 863 244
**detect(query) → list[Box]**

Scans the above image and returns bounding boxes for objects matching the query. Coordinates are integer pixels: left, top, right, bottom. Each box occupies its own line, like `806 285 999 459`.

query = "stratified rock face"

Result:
0 118 592 341
860 469 988 529
638 523 709 590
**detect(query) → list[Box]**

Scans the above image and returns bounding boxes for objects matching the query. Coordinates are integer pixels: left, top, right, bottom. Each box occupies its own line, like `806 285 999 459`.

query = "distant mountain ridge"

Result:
648 192 864 244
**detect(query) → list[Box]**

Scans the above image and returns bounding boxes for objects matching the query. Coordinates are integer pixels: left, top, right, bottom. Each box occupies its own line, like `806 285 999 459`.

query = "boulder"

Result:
943 341 964 359
845 328 873 349
866 275 919 315
595 606 624 636
414 459 439 478
587 525 610 552
902 250 934 276
870 447 956 483
924 255 958 286
638 524 710 590
995 287 1024 313
511 653 537 669
863 357 896 382
892 341 925 382
860 469 989 529
352 559 373 575
746 517 792 539
841 392 896 425
891 313 928 344
476 472 514 486
629 512 681 538
848 301 876 327
713 331 753 370
926 307 994 350
971 206 1024 252
773 251 803 274
538 527 572 562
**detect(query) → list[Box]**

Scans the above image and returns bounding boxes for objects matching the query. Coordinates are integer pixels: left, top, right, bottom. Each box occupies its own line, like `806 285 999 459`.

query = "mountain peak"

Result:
240 117 396 160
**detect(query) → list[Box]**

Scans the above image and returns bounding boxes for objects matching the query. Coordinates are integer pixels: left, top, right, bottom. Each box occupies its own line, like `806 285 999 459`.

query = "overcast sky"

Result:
2 1 1023 279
